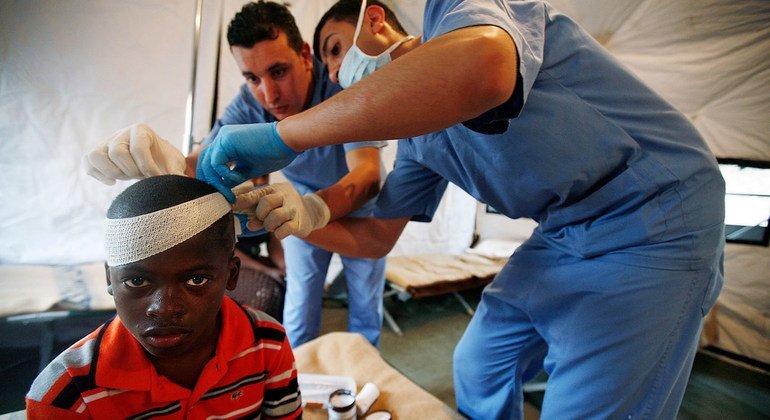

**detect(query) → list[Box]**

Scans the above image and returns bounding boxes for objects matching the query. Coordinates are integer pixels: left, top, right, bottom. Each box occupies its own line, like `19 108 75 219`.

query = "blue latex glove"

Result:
196 122 299 202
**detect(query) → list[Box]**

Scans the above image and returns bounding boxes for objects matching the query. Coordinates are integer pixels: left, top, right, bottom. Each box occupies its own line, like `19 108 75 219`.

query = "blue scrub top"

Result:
374 0 724 269
204 56 386 217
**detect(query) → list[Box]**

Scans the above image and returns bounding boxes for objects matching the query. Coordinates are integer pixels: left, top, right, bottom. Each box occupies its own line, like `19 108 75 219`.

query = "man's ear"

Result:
104 263 114 296
227 254 240 291
365 5 387 34
300 42 313 70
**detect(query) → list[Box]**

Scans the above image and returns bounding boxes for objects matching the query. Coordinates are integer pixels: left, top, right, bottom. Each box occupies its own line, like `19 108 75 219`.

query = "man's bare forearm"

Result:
304 216 409 258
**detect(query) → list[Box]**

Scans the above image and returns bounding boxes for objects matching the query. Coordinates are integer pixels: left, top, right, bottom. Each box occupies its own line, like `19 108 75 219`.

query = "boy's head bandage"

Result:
105 192 231 266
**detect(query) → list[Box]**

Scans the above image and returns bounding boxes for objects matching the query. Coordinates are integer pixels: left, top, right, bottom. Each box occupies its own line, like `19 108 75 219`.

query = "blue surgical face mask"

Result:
338 0 413 88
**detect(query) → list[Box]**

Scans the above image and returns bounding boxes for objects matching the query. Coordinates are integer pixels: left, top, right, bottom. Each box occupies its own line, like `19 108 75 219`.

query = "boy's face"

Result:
107 229 239 361
231 31 314 121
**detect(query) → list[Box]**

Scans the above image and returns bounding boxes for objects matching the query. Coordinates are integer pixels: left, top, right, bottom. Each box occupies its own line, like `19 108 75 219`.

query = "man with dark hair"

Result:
25 175 301 418
220 0 314 121
228 0 305 53
85 1 389 349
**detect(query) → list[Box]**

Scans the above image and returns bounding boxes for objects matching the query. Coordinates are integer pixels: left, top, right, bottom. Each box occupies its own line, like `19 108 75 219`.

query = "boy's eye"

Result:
123 278 149 288
271 67 287 78
186 276 209 287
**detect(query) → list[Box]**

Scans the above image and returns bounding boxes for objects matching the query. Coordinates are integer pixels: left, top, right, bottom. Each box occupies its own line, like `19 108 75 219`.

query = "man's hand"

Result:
84 123 186 184
196 122 299 202
233 182 330 240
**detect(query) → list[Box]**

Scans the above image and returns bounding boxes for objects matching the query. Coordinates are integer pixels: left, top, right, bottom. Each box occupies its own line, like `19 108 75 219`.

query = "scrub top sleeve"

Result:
423 0 545 103
373 156 448 222
202 85 270 147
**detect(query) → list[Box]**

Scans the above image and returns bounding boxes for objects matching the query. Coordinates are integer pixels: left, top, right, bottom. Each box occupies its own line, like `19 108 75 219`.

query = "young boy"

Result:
25 175 302 419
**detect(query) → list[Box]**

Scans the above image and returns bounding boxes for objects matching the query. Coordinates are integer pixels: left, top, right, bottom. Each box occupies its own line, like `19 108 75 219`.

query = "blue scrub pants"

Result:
453 232 723 419
282 235 386 348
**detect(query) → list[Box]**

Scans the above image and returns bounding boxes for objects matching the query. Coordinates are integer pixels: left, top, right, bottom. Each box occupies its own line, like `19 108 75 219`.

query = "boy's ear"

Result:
227 255 240 291
104 263 114 296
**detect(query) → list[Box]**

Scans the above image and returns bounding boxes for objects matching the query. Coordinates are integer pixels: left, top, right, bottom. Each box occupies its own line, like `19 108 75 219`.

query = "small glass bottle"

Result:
328 389 357 420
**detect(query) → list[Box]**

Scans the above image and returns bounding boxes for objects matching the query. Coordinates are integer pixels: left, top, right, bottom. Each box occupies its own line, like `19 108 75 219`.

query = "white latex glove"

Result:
233 182 330 240
84 123 186 185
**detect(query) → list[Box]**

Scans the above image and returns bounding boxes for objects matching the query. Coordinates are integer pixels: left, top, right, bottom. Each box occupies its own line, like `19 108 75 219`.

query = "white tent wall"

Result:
546 0 770 162
1 0 767 363
717 244 770 365
0 0 203 264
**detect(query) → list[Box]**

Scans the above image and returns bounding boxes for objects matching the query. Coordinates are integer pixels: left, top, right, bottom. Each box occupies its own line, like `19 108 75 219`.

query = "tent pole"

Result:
183 0 204 156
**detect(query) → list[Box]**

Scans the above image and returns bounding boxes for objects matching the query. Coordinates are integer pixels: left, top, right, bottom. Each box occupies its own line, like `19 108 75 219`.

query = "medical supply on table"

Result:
297 373 356 406
355 382 380 416
365 411 392 420
328 389 357 420
296 373 384 418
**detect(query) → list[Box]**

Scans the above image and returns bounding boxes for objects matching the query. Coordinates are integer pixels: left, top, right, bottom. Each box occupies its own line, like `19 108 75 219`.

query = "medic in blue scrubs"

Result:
199 1 726 418
206 3 387 348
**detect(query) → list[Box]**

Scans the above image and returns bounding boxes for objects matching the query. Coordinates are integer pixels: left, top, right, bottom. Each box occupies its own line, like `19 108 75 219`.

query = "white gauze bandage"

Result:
105 192 231 266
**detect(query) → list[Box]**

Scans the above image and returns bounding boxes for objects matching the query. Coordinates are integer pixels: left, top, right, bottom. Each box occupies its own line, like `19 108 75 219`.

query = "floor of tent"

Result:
322 284 770 419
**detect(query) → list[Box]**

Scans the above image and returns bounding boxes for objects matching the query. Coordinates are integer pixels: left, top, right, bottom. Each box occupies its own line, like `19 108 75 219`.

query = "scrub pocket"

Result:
541 151 725 272
698 237 724 317
541 153 679 259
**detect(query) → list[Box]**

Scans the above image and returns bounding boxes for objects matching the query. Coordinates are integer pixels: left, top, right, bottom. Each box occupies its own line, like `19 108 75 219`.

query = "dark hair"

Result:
313 0 407 59
108 175 235 250
227 1 304 53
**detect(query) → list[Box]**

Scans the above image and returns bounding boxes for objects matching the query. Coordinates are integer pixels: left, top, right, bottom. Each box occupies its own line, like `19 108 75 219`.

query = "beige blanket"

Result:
386 254 506 297
293 332 463 419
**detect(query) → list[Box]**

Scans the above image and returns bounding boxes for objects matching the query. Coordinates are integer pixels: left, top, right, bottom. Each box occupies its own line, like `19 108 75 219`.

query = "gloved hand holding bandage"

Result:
196 122 299 202
230 181 268 237
233 182 330 240
84 123 186 185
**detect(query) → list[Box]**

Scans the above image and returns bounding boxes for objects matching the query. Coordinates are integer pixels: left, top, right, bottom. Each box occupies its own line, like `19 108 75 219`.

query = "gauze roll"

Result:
105 192 231 266
355 382 380 416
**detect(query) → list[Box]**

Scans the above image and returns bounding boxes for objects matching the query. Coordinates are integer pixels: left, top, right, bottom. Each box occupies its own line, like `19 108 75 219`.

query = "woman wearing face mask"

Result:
200 1 726 419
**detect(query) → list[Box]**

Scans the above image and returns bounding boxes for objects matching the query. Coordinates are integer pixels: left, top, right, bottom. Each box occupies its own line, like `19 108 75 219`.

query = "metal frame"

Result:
381 282 477 337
